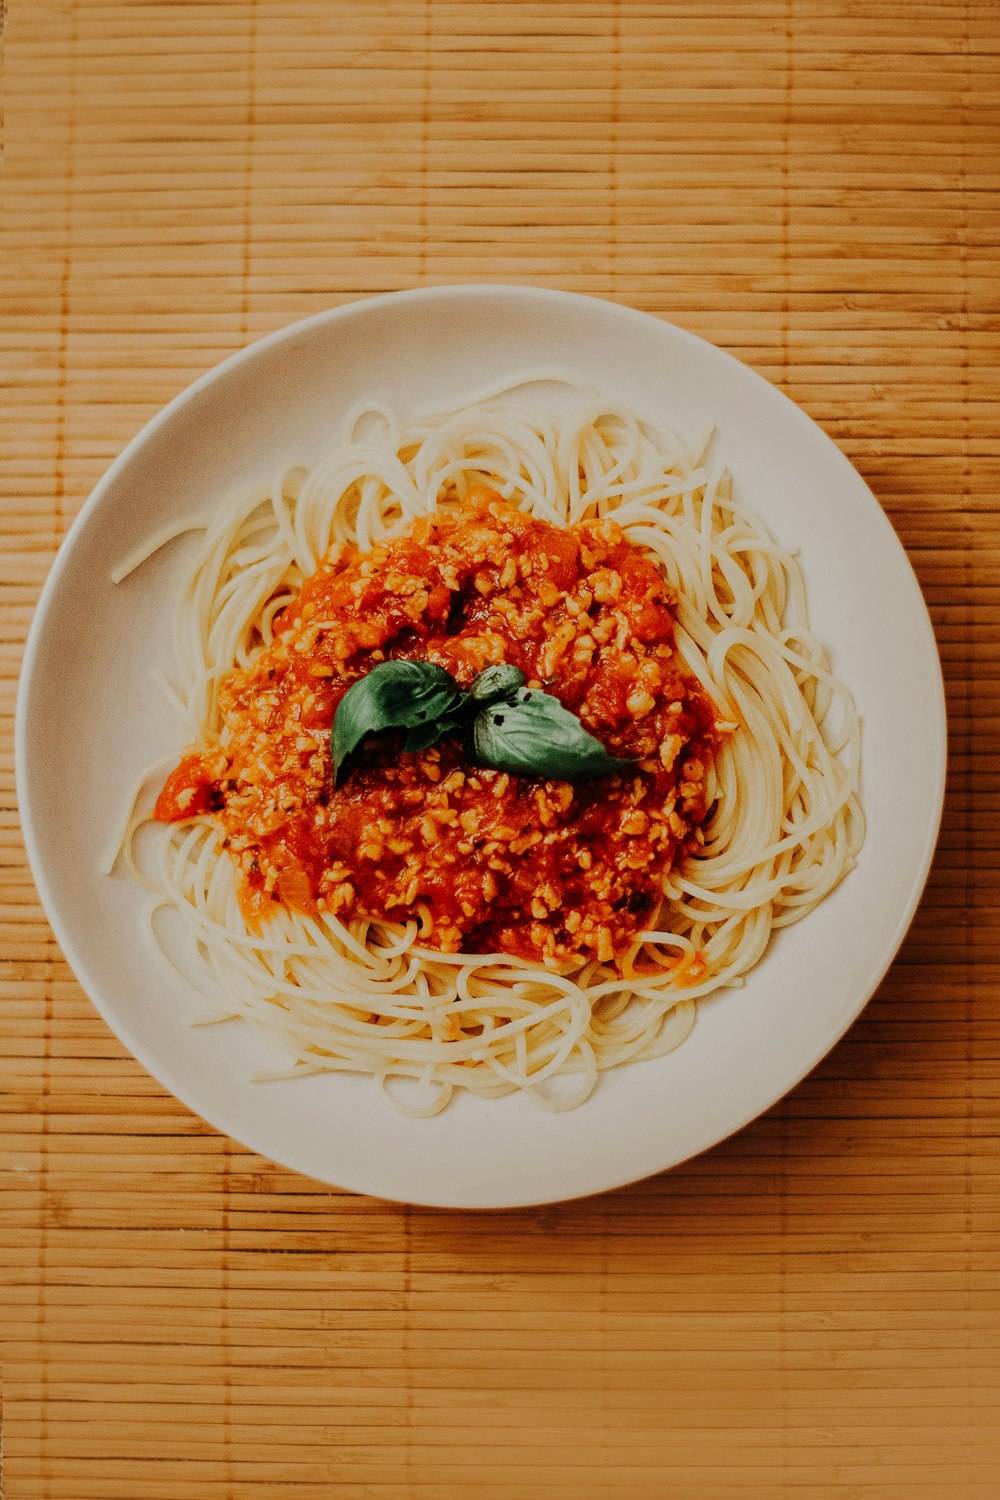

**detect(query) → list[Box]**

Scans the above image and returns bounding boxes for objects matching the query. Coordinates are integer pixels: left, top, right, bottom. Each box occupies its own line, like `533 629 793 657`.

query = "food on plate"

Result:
114 383 863 1112
154 496 721 965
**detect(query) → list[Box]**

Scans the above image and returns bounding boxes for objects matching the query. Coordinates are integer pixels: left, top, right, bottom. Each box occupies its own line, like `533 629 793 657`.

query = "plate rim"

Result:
15 284 948 1208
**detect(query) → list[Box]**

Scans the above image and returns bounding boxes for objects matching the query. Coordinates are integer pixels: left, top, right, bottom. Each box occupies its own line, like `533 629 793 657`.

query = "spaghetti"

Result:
115 381 863 1113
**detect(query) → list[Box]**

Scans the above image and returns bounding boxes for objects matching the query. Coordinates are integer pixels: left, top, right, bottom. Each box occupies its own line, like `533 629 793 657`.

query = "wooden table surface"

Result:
3 3 998 1496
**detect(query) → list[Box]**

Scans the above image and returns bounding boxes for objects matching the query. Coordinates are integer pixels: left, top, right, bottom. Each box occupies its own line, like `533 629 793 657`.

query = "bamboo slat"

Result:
2 1 999 1497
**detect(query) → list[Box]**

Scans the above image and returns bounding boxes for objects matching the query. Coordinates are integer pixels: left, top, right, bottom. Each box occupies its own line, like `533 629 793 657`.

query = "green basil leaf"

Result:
332 660 462 782
402 707 466 753
333 659 635 786
471 691 636 780
468 663 527 707
402 719 447 754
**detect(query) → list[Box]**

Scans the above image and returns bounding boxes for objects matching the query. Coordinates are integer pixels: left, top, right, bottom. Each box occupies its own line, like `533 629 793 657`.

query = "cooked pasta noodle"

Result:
114 379 863 1114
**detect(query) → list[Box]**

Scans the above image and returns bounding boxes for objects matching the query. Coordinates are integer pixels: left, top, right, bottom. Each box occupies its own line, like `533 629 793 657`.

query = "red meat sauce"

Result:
155 489 723 966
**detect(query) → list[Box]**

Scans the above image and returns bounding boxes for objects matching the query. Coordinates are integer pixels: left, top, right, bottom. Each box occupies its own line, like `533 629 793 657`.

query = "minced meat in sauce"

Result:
155 490 722 965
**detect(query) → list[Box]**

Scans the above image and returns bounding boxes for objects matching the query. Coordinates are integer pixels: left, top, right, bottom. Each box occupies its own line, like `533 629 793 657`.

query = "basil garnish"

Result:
332 659 635 784
331 660 464 783
472 691 634 780
467 663 527 706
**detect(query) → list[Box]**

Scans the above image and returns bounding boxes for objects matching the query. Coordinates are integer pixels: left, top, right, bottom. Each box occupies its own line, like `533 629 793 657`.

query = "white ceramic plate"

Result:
16 287 946 1208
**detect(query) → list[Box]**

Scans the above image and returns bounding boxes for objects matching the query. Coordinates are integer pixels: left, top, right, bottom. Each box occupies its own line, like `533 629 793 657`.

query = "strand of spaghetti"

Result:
99 755 181 877
110 518 208 584
414 368 601 420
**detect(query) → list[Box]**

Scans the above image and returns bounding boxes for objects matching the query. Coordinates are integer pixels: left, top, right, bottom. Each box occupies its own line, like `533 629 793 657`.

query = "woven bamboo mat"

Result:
2 2 998 1496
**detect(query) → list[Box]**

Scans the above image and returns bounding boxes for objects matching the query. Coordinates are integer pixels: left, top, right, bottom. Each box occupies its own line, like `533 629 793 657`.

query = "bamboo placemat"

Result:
2 2 998 1496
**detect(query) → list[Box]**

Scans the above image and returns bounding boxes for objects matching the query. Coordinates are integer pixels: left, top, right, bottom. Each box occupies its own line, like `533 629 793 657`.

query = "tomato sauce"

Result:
156 492 721 965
